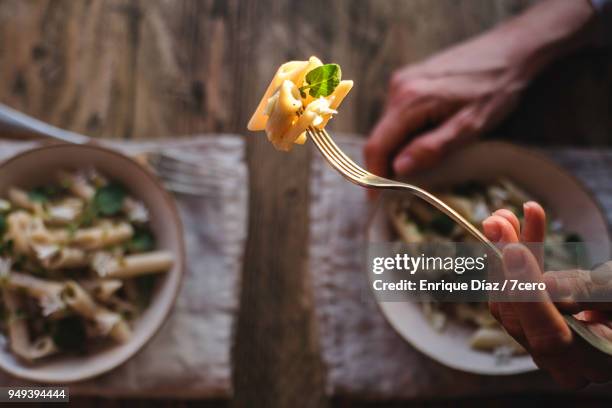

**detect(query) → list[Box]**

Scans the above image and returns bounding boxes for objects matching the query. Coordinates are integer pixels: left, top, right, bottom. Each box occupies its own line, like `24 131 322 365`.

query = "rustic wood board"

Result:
0 1 611 407
309 135 612 400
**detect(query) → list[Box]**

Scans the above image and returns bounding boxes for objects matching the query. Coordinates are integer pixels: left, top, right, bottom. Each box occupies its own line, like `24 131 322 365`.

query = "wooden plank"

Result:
233 3 533 406
3 1 611 407
231 0 328 406
0 0 140 138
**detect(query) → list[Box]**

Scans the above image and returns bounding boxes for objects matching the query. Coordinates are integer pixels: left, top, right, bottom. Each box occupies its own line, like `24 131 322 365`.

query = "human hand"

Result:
482 202 612 388
364 0 597 179
364 35 525 177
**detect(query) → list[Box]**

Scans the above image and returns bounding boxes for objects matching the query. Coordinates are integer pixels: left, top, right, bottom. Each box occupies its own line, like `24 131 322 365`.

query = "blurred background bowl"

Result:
367 141 611 375
0 143 185 383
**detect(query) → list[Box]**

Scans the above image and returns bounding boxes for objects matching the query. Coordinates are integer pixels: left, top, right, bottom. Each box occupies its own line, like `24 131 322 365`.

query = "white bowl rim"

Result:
0 142 186 383
366 140 612 375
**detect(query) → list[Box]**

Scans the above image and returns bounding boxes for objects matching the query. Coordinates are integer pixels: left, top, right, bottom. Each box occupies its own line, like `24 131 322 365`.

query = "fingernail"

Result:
523 202 533 217
483 219 501 243
393 156 415 175
504 245 526 276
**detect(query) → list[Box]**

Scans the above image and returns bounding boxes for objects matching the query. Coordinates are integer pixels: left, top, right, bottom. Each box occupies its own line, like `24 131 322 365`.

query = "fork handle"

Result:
388 180 612 356
0 103 90 144
390 181 502 258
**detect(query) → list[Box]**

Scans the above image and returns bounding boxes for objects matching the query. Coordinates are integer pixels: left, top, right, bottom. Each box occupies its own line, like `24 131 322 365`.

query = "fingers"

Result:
522 201 546 267
492 209 520 237
483 215 524 341
391 107 479 176
522 201 546 242
485 205 612 389
503 244 589 388
502 244 573 357
482 214 520 245
491 202 545 267
364 101 434 179
543 269 612 312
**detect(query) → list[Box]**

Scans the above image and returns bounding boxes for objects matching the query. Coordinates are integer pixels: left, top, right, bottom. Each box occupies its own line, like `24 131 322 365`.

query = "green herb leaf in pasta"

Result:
136 275 157 309
11 253 26 271
93 183 126 216
127 228 155 253
430 214 455 235
0 214 6 237
28 187 49 203
0 239 13 256
51 316 86 351
299 63 341 98
28 185 64 203
565 233 583 243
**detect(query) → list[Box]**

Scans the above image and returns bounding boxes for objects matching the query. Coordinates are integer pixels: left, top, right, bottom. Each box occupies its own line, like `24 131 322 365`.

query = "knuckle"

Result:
454 111 480 135
573 270 593 300
397 82 420 100
412 137 444 158
389 73 420 100
574 280 591 300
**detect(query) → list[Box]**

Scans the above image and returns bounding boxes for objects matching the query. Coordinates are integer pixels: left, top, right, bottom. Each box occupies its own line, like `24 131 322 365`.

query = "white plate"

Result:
367 141 611 375
0 143 185 383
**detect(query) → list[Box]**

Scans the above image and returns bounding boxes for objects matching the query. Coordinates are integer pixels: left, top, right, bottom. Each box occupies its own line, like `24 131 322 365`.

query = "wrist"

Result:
497 0 598 80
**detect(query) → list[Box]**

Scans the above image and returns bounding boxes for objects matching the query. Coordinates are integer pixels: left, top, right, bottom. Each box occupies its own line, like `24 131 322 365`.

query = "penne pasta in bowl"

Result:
367 142 611 375
0 143 185 383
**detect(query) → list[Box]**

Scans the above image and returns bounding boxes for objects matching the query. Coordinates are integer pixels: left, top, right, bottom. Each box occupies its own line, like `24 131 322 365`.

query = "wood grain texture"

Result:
0 0 541 139
0 0 610 407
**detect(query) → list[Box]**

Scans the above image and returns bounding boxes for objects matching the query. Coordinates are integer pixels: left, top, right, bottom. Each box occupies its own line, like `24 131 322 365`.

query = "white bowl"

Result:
367 141 611 375
0 143 185 383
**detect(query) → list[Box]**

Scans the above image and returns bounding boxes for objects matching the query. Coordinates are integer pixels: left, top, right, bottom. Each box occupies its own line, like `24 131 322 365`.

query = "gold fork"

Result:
306 126 612 355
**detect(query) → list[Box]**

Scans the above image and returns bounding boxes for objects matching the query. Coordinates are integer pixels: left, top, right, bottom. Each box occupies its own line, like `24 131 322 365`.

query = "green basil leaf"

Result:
28 187 49 203
430 214 455 235
136 275 157 309
28 185 64 202
52 316 87 351
128 228 155 253
301 63 341 98
93 183 126 216
565 233 583 243
0 239 14 257
0 214 6 236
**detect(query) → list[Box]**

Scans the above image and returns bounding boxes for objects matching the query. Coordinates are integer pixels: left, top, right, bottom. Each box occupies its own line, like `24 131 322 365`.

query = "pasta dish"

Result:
0 170 173 361
248 56 352 151
388 179 580 357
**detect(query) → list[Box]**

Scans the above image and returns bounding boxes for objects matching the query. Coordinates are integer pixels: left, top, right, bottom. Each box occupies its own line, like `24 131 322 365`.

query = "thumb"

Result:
392 107 479 176
365 102 436 179
543 263 612 312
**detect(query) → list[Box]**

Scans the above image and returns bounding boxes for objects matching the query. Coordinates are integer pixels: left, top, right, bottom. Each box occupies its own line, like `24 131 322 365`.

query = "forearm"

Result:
496 0 598 80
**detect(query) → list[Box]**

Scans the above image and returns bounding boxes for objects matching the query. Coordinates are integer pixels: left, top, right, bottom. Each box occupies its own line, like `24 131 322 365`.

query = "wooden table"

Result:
0 1 611 407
